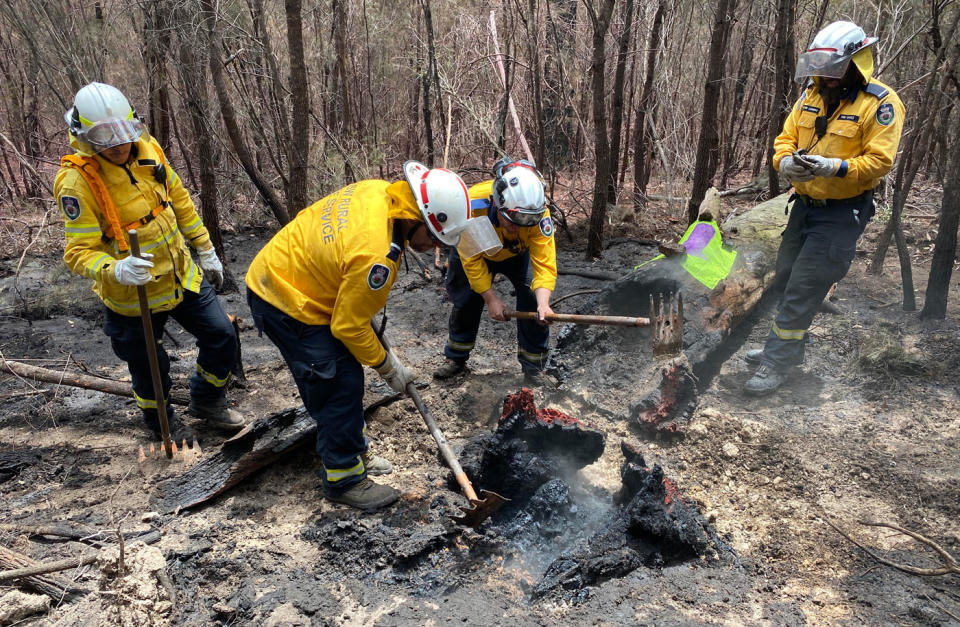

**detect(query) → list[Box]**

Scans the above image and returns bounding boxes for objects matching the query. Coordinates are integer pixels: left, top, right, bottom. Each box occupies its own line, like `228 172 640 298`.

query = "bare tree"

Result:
766 0 797 199
686 0 738 224
285 0 310 215
584 0 616 259
920 123 960 319
606 0 636 204
632 0 666 210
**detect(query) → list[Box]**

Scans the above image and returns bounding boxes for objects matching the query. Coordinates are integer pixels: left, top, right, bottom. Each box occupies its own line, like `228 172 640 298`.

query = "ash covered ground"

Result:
1 208 960 625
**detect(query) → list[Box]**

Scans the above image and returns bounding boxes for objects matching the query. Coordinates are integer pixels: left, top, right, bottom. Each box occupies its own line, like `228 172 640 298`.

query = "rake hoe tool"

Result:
504 292 684 356
377 330 508 526
129 230 197 465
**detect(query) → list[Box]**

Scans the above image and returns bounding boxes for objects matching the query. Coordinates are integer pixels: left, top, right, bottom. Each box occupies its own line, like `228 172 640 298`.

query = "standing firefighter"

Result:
54 82 245 439
433 158 557 387
744 21 905 395
246 162 498 511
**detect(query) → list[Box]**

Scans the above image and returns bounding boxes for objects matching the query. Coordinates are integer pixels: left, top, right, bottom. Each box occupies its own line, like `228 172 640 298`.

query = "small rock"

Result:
721 442 740 458
860 472 870 480
141 511 160 523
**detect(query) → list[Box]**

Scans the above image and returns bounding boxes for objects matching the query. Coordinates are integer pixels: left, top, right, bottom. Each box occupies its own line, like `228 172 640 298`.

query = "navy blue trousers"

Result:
247 290 367 494
443 248 549 372
103 279 235 423
761 193 872 370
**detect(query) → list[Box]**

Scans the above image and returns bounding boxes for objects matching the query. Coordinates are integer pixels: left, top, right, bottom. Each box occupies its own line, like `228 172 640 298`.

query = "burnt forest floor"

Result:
1 193 959 626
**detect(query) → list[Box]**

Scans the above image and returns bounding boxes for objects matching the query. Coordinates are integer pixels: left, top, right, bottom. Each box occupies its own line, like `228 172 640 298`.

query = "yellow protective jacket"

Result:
460 180 557 294
245 180 422 367
54 134 212 315
773 78 905 200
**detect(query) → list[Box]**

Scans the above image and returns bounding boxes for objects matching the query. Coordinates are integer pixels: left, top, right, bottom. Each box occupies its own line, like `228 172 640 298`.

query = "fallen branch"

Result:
405 246 432 280
824 516 960 576
0 530 160 583
557 269 619 281
0 358 189 406
0 546 84 600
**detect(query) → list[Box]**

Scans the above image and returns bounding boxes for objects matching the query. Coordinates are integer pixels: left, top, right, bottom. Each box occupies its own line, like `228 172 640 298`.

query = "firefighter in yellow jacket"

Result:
246 161 496 511
743 21 905 396
54 82 245 440
433 158 558 387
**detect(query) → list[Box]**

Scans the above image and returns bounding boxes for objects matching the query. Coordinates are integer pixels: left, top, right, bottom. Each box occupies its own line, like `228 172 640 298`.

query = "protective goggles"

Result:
498 205 545 227
794 49 851 82
66 109 145 150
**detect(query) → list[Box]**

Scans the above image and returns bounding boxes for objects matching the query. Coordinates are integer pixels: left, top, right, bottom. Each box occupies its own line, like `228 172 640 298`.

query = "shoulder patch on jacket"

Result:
539 216 554 238
367 264 391 290
864 83 889 99
876 102 896 126
60 196 81 221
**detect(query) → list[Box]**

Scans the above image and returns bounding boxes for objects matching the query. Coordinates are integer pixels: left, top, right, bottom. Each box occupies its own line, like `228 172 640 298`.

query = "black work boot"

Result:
321 452 393 476
189 397 246 431
142 408 195 445
743 364 789 396
324 478 399 511
433 359 467 380
743 349 764 366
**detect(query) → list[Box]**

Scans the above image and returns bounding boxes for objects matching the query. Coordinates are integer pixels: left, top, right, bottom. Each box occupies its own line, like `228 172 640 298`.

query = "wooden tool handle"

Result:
505 311 651 327
129 230 173 458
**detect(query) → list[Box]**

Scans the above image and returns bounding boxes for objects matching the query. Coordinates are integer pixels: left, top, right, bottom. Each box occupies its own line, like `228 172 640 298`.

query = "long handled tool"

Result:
378 331 508 526
504 291 684 356
129 229 175 459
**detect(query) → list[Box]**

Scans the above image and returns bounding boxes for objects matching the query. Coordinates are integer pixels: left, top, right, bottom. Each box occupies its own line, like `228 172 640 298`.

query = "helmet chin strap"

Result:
404 220 424 245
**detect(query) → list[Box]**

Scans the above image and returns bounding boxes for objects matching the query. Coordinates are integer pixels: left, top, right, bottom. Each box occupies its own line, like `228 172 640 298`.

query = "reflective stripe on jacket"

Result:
245 180 422 367
460 180 557 294
54 134 212 315
773 79 905 200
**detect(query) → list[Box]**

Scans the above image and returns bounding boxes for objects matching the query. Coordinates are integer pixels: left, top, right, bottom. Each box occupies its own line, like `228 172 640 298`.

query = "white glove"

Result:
802 155 843 178
779 155 815 183
113 253 154 286
197 247 224 289
374 350 415 393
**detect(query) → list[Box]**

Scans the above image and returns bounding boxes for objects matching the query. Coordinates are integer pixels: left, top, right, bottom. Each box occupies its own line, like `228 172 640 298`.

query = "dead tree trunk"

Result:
420 0 438 165
143 1 171 148
686 0 737 225
285 0 310 215
584 0 617 260
606 0 636 205
766 0 796 199
524 0 547 168
920 125 960 319
632 0 666 210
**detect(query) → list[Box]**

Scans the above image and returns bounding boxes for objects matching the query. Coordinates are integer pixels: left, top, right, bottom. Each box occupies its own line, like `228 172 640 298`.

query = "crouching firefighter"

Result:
744 21 905 396
54 82 246 439
433 157 558 387
246 161 498 511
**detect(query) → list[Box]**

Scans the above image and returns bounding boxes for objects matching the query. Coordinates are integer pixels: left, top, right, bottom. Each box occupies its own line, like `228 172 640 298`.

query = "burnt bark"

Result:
920 127 960 319
766 0 796 199
285 0 310 215
143 1 171 148
420 0 437 165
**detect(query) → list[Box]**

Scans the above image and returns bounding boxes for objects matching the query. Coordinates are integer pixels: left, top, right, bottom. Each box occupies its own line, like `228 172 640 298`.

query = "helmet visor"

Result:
82 118 145 150
457 217 503 258
794 49 851 82
499 205 545 227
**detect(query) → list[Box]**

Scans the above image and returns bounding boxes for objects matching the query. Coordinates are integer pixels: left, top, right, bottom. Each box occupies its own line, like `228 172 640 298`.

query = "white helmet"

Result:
403 161 471 246
491 158 546 226
64 82 145 150
794 21 878 83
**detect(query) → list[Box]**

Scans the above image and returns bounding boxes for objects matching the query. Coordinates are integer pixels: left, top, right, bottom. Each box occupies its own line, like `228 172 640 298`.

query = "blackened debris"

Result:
456 388 605 503
630 356 698 437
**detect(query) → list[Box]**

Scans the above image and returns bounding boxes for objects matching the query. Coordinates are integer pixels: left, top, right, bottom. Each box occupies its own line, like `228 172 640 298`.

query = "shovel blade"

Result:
650 292 684 357
452 489 510 527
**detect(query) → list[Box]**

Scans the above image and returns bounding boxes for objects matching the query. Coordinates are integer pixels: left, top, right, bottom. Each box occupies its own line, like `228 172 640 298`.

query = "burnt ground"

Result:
1 197 960 625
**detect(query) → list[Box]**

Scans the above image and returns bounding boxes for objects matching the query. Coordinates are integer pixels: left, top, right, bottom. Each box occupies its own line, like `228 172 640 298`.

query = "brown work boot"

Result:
362 452 393 476
433 359 467 380
523 369 556 388
189 398 246 431
324 478 399 511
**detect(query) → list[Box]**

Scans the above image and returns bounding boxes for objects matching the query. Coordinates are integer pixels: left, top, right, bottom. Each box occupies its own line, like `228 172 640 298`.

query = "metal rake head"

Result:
650 292 684 357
